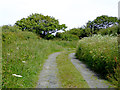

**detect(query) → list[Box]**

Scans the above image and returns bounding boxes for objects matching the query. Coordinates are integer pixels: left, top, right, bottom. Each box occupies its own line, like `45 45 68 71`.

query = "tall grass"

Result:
56 51 89 88
76 34 119 87
2 27 78 88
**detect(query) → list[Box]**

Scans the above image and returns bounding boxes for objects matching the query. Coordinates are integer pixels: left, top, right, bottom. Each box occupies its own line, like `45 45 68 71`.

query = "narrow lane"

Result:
37 52 61 88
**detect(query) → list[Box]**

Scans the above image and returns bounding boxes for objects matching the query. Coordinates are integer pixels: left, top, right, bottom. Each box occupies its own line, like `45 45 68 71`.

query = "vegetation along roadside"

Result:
1 13 120 88
76 34 120 87
2 26 78 88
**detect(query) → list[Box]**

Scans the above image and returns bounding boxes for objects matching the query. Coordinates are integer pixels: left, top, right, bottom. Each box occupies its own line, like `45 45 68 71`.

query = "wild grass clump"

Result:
76 34 119 86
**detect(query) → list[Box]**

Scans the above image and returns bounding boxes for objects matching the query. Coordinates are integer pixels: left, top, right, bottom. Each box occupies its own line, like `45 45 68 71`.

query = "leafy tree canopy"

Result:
15 13 67 38
86 15 118 33
65 27 91 39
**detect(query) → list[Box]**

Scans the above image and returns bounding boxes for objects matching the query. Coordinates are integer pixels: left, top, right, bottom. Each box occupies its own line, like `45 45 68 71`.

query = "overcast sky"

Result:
0 0 119 29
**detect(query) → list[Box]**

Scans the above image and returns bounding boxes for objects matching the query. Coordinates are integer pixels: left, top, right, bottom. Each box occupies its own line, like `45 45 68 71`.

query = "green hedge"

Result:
76 35 119 86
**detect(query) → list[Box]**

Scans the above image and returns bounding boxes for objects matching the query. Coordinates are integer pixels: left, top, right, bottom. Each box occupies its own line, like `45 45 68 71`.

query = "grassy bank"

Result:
76 34 119 87
2 28 78 88
56 50 89 88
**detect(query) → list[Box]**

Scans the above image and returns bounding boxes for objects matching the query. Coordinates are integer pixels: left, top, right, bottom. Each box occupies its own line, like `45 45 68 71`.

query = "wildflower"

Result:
45 66 49 69
90 51 93 53
22 61 26 63
12 74 22 77
101 56 104 58
16 47 19 50
7 53 10 56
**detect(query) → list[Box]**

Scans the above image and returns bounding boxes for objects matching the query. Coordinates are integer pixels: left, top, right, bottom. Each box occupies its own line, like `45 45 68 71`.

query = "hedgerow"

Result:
76 34 119 86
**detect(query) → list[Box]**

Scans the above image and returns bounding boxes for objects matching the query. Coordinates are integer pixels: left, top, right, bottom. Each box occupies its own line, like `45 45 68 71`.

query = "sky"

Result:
0 0 120 29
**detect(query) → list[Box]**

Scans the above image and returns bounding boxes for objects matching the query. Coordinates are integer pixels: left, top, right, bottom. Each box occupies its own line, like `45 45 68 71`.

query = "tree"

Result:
65 27 91 39
66 28 82 38
86 15 118 34
15 13 67 38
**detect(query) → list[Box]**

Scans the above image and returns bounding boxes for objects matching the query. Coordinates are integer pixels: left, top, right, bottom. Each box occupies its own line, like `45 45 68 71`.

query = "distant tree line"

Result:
60 15 119 40
2 14 119 41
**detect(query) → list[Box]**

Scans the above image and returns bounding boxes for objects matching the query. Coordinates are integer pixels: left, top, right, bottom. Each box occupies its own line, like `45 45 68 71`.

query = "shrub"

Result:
76 35 119 86
2 25 20 32
97 25 118 36
56 32 79 41
2 25 39 44
65 28 92 39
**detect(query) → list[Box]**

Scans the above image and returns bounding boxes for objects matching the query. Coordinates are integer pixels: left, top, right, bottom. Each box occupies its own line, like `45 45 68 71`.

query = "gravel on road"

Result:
37 52 61 88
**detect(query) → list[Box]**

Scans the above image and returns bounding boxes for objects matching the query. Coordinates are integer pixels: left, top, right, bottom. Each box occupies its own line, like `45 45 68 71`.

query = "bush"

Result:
76 35 119 86
97 25 118 36
65 28 92 39
2 25 20 32
65 28 83 38
2 25 39 44
56 32 79 41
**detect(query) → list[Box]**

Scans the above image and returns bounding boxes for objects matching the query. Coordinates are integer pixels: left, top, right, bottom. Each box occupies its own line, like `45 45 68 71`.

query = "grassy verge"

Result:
56 50 89 88
3 40 63 88
76 34 119 87
2 27 78 88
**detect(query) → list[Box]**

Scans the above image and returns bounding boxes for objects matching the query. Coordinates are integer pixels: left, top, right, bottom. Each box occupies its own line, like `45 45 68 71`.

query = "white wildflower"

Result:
45 66 49 69
90 51 93 53
22 61 26 63
7 53 10 56
16 47 19 50
101 56 104 58
12 74 22 77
